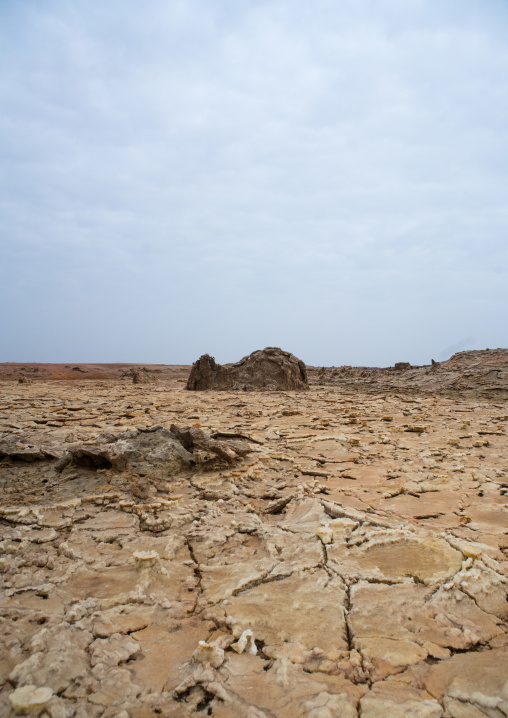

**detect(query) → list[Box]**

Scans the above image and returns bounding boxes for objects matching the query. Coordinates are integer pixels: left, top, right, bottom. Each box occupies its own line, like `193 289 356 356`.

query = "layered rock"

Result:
186 347 309 391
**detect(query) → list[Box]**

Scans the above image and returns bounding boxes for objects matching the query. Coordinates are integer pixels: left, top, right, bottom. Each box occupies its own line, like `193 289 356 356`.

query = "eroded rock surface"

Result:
0 366 507 717
311 348 508 399
61 426 194 477
186 347 309 391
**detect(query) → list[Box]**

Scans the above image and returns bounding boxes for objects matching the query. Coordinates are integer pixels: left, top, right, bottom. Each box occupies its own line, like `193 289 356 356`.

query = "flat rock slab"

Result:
225 569 348 652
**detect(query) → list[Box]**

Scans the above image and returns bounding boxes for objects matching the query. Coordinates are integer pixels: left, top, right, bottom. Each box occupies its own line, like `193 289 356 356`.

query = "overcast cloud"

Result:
1 0 507 366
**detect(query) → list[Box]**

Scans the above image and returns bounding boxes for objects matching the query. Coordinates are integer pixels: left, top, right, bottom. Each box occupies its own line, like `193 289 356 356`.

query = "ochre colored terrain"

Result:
0 352 507 717
0 363 189 382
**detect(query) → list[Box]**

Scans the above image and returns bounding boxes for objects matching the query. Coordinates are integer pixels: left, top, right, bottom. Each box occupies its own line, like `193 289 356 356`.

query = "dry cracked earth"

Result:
0 368 507 717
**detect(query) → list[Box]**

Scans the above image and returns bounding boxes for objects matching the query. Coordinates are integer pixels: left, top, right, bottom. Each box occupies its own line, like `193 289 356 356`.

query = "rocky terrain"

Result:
310 349 508 400
0 350 507 717
0 364 189 383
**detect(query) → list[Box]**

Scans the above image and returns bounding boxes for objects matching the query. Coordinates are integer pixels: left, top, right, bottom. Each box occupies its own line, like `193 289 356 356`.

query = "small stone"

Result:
9 684 53 715
316 525 333 544
133 550 159 567
192 641 225 668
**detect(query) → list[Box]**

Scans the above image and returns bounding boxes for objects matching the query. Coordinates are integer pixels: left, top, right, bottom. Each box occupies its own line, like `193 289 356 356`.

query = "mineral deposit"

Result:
0 352 507 717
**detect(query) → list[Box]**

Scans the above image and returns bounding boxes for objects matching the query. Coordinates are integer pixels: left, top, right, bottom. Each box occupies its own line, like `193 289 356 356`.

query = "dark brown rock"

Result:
186 347 309 391
132 368 155 384
394 362 411 371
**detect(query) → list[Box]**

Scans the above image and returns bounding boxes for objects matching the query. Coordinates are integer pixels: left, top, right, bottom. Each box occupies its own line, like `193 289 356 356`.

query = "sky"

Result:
1 0 507 367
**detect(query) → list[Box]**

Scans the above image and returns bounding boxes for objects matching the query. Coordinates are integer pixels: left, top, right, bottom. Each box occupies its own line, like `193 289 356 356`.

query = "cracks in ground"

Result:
231 569 290 597
447 643 492 657
321 499 393 531
344 581 355 653
4 392 507 716
252 637 272 663
184 537 204 595
456 585 506 621
422 582 447 604
326 573 371 684
360 575 404 586
318 538 329 567
327 563 404 587
275 524 300 536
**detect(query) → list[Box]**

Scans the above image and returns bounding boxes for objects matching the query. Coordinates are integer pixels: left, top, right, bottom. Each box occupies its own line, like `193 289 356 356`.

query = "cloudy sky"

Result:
1 0 507 367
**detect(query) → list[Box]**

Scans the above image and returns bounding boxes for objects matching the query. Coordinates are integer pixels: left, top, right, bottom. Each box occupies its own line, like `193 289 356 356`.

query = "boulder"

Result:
186 347 309 391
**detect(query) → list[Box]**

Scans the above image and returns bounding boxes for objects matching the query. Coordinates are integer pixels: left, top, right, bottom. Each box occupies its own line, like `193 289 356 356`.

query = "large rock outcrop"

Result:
186 347 309 391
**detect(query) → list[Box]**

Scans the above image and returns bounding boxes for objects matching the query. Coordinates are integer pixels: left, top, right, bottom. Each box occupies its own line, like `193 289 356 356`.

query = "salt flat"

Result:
0 355 507 717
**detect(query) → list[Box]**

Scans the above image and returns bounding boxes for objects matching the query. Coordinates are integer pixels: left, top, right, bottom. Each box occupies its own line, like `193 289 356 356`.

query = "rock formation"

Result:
393 361 411 371
132 368 155 384
186 347 309 391
29 425 252 481
57 426 193 477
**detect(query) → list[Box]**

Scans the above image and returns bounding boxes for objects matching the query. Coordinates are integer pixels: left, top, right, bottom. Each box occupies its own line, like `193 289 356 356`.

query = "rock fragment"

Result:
8 685 53 715
192 641 225 668
89 634 141 667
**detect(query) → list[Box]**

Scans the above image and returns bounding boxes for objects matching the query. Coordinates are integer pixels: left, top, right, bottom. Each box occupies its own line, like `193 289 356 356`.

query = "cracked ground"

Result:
0 375 507 717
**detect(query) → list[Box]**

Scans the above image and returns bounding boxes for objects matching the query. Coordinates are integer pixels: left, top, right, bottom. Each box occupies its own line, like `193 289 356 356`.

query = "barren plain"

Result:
1 350 507 717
